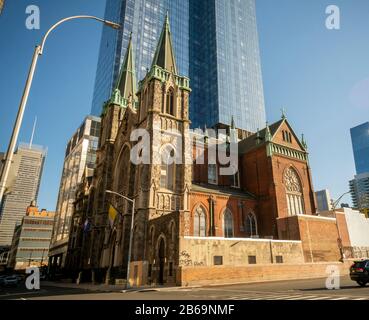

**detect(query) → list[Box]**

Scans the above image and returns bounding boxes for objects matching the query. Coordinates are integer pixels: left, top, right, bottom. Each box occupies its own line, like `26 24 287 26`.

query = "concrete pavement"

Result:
0 275 368 300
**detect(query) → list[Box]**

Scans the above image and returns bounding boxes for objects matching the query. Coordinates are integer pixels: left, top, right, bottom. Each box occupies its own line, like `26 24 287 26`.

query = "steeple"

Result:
301 133 308 150
116 34 137 100
265 122 272 142
231 115 236 130
151 12 177 74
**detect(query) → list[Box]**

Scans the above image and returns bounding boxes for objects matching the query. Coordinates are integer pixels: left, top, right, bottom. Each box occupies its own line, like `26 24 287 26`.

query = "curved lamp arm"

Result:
39 15 120 54
0 15 120 205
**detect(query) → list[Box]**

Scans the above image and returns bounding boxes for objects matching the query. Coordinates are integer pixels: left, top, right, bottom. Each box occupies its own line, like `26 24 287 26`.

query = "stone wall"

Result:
178 236 304 268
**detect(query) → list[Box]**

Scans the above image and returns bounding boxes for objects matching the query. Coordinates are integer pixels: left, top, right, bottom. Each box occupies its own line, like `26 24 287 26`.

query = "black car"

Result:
350 260 369 287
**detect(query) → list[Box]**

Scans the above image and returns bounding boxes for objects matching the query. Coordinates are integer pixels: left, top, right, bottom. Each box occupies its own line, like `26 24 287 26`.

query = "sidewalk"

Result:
41 281 186 293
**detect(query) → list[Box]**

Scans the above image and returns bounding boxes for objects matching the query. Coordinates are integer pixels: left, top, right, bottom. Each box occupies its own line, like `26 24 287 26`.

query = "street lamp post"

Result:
0 15 120 205
105 190 135 289
331 191 350 262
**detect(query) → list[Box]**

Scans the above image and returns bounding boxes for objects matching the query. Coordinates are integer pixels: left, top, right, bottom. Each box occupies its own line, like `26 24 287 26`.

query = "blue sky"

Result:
0 0 368 210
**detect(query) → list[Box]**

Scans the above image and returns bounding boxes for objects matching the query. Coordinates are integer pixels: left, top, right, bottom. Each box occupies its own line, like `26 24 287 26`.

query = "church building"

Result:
66 15 345 286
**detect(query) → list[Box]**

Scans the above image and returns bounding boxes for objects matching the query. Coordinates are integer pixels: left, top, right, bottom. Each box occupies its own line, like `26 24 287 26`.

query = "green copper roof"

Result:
116 34 137 100
151 12 178 74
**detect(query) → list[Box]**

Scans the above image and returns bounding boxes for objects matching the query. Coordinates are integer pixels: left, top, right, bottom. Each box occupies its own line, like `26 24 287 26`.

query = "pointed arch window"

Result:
245 213 258 237
193 206 206 237
166 89 174 116
223 208 234 238
208 164 218 185
284 167 305 216
116 146 131 199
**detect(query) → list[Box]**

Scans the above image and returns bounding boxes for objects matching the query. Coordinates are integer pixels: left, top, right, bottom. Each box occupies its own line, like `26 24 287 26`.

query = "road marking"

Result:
268 295 304 300
306 296 332 300
0 290 46 298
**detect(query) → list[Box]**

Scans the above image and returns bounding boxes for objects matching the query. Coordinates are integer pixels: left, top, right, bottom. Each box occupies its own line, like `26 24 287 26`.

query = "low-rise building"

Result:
315 189 332 212
7 202 55 270
320 207 369 259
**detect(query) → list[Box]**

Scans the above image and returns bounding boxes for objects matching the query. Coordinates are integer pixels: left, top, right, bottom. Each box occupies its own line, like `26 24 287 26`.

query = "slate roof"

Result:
191 183 256 200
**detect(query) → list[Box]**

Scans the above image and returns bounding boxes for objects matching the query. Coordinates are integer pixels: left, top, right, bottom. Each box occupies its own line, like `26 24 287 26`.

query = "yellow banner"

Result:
108 205 118 227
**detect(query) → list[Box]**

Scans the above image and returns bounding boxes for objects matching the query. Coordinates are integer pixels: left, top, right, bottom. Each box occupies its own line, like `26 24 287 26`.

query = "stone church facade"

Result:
65 16 345 286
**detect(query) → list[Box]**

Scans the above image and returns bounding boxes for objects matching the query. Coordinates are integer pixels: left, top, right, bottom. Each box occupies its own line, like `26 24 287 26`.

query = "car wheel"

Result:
357 281 367 287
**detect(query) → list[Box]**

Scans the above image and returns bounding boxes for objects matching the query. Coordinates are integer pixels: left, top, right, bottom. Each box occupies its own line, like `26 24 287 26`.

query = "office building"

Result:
350 172 369 210
189 0 266 132
0 143 46 247
48 115 100 268
350 122 369 175
7 202 54 270
91 0 189 116
315 189 332 212
349 122 369 210
91 0 265 133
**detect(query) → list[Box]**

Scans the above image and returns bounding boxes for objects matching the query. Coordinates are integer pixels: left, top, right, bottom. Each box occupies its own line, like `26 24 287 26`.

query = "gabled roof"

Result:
151 12 177 74
238 119 284 154
238 118 306 154
116 34 137 100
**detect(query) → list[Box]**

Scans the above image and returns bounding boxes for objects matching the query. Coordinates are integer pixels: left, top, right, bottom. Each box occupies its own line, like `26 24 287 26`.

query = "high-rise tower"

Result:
189 0 266 132
0 144 46 247
91 0 189 116
91 0 265 133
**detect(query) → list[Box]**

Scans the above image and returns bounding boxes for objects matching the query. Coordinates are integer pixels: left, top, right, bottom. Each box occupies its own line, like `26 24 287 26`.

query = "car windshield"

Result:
353 261 368 268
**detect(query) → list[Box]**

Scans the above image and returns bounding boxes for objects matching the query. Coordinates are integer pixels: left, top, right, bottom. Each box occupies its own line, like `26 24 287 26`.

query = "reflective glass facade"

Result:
92 0 265 133
91 0 189 116
351 122 369 175
189 0 266 132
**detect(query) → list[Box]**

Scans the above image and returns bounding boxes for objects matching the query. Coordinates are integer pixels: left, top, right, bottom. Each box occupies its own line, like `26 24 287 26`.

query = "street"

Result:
1 276 369 300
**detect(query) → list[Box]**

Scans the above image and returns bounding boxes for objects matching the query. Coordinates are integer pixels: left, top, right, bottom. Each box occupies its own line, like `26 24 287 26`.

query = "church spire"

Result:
265 122 272 142
116 33 137 100
231 115 236 129
151 12 177 74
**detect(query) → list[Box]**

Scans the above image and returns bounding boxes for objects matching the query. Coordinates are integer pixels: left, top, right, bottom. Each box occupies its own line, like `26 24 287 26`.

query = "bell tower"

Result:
89 35 137 275
131 13 192 286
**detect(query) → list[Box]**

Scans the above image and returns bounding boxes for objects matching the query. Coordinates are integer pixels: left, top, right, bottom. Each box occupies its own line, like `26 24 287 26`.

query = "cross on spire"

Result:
281 107 287 119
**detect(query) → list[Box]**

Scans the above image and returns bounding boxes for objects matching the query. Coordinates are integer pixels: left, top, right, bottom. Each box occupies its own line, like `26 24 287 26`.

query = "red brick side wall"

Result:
188 192 257 238
277 215 342 262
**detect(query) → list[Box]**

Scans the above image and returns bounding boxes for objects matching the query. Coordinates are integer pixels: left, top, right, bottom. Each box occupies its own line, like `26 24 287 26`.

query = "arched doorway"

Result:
158 238 165 284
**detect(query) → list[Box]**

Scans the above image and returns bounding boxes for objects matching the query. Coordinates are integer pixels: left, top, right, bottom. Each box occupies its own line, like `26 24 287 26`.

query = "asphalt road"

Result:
0 276 368 300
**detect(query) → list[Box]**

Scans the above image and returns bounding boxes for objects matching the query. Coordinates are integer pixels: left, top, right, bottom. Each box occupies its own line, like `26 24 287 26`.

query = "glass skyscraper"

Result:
189 0 265 132
350 122 369 175
91 0 189 116
92 0 265 133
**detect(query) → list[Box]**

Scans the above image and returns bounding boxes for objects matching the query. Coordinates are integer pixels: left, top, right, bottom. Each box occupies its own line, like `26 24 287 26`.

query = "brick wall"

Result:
179 261 351 287
277 215 342 262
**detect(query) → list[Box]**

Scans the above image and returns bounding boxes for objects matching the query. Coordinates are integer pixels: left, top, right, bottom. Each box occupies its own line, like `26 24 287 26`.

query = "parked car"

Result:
350 260 369 287
3 275 18 287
